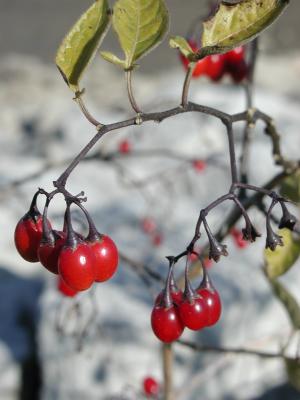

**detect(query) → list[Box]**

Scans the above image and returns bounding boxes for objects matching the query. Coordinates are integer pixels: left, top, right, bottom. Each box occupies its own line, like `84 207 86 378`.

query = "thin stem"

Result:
181 64 194 107
125 70 141 114
176 339 295 361
74 94 102 128
225 123 238 184
162 343 173 400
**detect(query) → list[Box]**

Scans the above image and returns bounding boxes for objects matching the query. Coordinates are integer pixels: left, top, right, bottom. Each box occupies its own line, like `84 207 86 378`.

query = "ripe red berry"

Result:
197 288 221 326
38 230 66 274
118 139 131 154
143 376 160 397
192 159 206 172
229 59 248 83
230 228 248 249
57 276 78 297
206 54 226 81
225 46 245 63
88 235 119 282
15 211 48 263
179 296 208 331
141 217 156 234
151 304 184 343
58 242 95 291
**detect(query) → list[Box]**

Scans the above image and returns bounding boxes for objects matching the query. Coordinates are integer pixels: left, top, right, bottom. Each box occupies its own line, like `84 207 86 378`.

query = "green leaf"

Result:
280 171 300 203
201 0 289 55
285 358 300 391
56 0 111 92
100 51 126 68
169 36 196 60
265 229 300 279
267 277 300 329
112 0 169 69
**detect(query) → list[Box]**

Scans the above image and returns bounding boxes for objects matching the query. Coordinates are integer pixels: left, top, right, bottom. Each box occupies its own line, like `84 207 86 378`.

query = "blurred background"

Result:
0 1 300 399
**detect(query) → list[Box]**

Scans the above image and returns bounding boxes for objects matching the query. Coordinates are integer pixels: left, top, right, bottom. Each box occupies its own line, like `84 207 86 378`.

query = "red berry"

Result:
58 242 95 291
192 159 206 172
203 257 213 268
225 46 245 63
141 217 156 234
230 228 248 249
197 288 221 326
151 305 184 343
228 59 248 83
143 376 160 397
179 296 208 330
38 231 66 274
57 276 78 297
118 139 131 154
15 212 47 262
206 54 226 82
88 235 119 282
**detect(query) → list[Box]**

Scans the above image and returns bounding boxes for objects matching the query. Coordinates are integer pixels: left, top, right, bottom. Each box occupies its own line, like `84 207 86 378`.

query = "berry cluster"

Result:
14 191 119 294
151 259 221 343
180 40 248 83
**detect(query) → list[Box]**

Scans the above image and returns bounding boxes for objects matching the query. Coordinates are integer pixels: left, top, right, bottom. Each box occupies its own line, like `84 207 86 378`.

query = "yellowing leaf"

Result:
280 171 300 203
169 36 196 60
201 0 289 55
265 229 300 279
112 0 169 69
56 0 110 92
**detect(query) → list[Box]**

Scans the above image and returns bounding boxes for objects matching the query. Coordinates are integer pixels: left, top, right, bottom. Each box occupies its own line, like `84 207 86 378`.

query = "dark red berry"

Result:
143 376 160 397
88 235 119 282
118 139 131 154
57 276 78 297
228 59 248 83
179 296 208 330
38 230 66 274
206 54 226 82
152 232 163 247
151 305 184 343
58 242 95 291
15 212 49 263
197 288 221 326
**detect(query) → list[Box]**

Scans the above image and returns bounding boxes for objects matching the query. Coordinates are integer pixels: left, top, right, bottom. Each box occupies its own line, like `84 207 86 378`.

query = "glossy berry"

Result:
151 305 184 343
143 376 160 397
88 235 119 282
118 139 131 154
206 54 226 81
179 296 208 331
57 276 78 297
58 242 95 291
15 212 47 263
141 217 156 234
197 288 221 326
192 159 206 172
38 230 66 274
